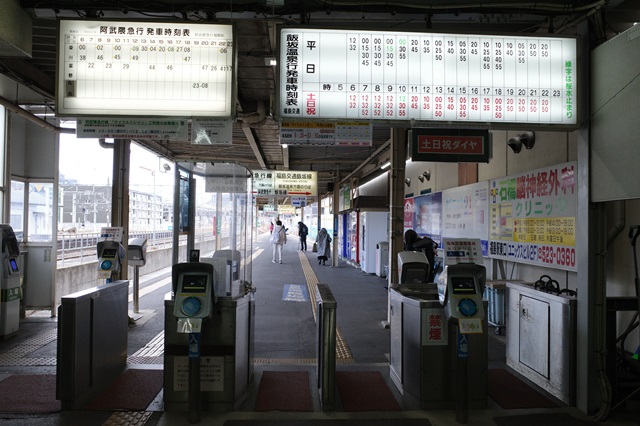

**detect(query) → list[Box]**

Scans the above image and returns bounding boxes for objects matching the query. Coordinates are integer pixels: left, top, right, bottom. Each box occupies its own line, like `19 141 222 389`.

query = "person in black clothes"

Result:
404 229 438 283
297 221 309 251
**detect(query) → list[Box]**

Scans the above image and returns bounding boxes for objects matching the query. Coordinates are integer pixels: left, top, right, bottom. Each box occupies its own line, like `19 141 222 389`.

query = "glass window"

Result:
10 180 25 243
28 182 54 243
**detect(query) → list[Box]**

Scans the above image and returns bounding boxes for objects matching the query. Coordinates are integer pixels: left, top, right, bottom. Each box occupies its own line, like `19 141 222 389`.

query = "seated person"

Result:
404 229 438 283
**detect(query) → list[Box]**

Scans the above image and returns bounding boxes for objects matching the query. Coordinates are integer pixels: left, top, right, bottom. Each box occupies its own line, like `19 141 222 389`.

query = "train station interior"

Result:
1 1 640 425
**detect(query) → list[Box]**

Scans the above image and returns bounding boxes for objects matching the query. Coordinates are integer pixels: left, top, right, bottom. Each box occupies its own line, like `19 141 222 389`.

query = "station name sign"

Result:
252 170 318 197
57 19 234 117
279 28 577 126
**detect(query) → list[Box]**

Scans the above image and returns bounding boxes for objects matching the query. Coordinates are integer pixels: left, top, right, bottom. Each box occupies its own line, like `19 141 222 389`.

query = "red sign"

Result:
410 129 491 163
417 135 485 154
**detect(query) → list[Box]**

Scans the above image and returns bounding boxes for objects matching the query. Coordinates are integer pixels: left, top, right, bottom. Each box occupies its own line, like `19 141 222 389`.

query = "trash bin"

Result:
375 241 389 278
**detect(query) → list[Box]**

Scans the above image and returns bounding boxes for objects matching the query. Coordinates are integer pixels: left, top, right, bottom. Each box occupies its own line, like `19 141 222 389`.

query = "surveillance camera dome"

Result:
508 137 523 153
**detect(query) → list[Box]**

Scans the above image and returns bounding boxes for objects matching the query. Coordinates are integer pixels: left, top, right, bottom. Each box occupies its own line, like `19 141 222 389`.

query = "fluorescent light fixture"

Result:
380 161 390 169
265 57 277 66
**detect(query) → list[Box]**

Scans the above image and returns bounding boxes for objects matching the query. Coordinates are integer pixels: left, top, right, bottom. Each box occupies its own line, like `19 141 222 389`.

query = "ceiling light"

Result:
380 161 390 170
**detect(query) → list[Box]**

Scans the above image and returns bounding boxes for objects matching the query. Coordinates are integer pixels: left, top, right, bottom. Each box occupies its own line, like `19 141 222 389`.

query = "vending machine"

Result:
359 211 388 274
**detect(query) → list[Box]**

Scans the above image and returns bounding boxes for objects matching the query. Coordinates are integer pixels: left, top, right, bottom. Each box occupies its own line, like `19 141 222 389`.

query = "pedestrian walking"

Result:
297 221 309 251
316 228 332 265
270 220 287 264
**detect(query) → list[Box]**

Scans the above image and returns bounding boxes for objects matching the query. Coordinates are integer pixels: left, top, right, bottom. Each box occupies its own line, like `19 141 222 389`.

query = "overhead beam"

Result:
242 125 267 169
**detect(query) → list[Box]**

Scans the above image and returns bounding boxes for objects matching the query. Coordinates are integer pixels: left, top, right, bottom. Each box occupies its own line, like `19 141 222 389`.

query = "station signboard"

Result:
252 170 317 197
279 28 577 126
57 19 234 117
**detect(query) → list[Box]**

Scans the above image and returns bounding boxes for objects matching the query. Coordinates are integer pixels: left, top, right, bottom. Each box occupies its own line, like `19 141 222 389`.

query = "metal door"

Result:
518 294 550 378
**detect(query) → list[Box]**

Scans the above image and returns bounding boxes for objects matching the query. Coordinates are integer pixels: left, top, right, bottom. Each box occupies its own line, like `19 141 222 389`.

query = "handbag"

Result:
312 242 318 252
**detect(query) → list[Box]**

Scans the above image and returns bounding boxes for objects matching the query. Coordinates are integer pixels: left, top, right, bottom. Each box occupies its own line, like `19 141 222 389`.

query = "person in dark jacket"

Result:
297 221 309 251
404 229 438 282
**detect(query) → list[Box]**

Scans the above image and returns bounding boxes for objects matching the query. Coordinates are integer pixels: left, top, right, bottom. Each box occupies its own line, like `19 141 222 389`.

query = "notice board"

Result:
442 182 490 256
488 162 577 271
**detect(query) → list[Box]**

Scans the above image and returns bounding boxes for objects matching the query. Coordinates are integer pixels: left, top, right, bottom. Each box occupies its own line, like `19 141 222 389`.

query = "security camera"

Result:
520 131 536 150
507 131 536 153
162 163 171 172
507 137 523 153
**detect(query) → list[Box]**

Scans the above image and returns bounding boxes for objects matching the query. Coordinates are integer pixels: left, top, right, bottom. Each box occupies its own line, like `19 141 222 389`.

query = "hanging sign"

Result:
76 117 188 140
57 19 234 117
192 118 234 144
279 28 577 125
410 128 491 163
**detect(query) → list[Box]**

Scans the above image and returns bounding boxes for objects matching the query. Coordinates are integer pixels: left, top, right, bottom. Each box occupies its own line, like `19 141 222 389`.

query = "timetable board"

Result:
279 28 577 125
56 20 234 117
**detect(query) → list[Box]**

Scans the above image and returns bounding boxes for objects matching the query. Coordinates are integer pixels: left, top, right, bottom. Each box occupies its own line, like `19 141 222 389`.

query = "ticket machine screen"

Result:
181 274 208 293
102 248 118 258
451 277 477 295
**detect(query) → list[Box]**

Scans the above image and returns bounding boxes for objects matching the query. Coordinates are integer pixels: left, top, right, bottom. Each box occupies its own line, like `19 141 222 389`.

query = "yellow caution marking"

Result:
298 251 353 363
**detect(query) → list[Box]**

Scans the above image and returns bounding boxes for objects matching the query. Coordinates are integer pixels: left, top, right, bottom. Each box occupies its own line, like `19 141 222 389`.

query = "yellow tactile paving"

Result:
102 411 153 426
298 251 354 363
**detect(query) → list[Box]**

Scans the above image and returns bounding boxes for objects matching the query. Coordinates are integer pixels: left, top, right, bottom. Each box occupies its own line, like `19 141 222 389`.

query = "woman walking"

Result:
316 228 332 265
270 220 287 263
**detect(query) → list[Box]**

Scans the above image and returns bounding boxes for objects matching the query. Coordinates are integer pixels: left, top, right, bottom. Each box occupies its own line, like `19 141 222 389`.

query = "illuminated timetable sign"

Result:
279 28 577 125
56 19 234 117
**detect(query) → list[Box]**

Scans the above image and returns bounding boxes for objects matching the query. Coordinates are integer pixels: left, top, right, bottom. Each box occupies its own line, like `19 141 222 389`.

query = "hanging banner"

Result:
489 162 577 271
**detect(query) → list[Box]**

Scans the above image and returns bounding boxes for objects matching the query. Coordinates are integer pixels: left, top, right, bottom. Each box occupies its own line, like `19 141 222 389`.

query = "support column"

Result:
111 138 130 280
386 128 406 325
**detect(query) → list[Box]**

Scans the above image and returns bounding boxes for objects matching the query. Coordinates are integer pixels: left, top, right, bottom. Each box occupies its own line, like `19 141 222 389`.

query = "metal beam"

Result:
242 125 267 169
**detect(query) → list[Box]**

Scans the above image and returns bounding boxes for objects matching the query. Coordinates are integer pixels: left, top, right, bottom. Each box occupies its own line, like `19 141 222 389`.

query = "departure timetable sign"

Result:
57 20 234 117
279 28 577 125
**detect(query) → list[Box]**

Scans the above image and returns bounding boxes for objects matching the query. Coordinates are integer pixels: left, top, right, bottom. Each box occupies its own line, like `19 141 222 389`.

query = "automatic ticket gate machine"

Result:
171 262 215 423
0 225 21 337
96 240 125 282
439 240 487 423
164 261 254 416
390 239 488 415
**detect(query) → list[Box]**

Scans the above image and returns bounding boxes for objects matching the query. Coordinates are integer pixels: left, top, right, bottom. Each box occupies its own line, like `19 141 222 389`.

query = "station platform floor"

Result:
0 232 638 425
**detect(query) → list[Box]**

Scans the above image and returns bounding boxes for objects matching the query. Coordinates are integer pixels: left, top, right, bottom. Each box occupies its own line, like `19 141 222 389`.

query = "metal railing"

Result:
57 228 216 267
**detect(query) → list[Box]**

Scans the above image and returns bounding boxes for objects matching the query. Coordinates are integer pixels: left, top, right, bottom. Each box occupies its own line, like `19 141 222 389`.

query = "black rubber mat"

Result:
488 368 558 409
225 420 431 426
494 413 596 425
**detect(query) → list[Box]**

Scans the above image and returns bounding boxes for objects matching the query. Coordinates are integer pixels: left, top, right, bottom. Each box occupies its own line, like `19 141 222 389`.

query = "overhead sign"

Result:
280 121 372 146
76 117 188 139
278 205 296 215
192 118 234 144
291 196 307 207
251 170 318 197
204 176 247 193
410 129 491 163
279 28 577 125
57 19 234 117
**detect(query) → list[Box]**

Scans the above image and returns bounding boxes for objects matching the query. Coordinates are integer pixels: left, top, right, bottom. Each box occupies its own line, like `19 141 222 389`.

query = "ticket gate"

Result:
164 261 254 413
389 262 488 411
0 225 21 337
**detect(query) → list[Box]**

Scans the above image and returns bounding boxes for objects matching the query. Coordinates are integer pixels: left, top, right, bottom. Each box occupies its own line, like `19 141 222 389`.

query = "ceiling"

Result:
1 0 639 202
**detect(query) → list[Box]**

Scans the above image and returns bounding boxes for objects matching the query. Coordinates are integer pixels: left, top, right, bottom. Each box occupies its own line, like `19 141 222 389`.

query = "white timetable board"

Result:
279 28 577 125
57 20 234 117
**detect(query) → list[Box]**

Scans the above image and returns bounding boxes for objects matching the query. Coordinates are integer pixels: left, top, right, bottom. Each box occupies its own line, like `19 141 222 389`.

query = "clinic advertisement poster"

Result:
412 192 443 246
489 162 577 271
442 181 490 256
